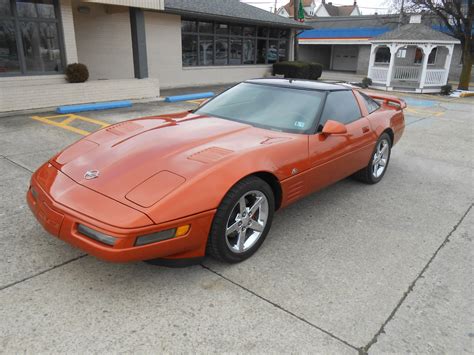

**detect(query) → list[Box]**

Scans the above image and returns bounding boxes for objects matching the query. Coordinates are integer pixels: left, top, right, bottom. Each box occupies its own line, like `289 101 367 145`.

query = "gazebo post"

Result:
443 45 454 85
418 44 434 93
385 44 397 91
367 44 376 80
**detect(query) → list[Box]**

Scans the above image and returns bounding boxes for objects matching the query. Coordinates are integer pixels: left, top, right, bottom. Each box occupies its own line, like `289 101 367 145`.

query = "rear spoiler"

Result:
367 93 407 110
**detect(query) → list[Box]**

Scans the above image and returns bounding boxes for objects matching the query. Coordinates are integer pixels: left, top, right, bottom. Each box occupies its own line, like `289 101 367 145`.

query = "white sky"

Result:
241 0 394 15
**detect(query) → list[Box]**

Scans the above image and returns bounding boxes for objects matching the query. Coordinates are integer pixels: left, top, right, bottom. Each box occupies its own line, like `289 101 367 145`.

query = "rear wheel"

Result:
353 133 392 184
207 176 275 263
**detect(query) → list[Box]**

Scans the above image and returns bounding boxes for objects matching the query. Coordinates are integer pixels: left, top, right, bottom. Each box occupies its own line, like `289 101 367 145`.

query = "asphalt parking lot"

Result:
0 90 472 353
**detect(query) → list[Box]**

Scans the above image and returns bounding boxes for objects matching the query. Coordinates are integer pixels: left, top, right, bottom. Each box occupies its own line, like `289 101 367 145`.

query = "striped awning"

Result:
82 0 164 10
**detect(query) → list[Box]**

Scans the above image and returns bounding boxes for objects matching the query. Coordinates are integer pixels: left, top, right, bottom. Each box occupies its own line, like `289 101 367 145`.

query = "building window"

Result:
0 0 64 76
181 19 289 67
374 47 391 64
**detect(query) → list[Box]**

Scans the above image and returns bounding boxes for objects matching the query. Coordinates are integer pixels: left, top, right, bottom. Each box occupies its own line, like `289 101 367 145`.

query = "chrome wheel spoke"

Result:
248 219 264 232
249 196 263 216
237 229 246 252
239 197 246 215
379 159 386 167
226 221 239 236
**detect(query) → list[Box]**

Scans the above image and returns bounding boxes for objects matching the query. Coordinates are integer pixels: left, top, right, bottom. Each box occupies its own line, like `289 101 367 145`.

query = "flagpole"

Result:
293 0 299 60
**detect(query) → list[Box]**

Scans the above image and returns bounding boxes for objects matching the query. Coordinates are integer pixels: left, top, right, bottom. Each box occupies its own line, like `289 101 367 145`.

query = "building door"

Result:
331 45 358 71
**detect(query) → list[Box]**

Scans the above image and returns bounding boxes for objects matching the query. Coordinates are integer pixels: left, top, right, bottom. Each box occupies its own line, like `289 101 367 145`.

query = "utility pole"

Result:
274 0 278 13
294 0 299 60
398 0 405 29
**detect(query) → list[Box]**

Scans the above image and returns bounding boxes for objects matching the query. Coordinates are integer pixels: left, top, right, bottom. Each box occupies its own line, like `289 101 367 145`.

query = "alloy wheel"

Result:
225 190 269 253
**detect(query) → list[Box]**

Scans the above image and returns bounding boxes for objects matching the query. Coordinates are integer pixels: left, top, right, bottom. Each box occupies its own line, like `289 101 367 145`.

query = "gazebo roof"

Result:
371 23 459 43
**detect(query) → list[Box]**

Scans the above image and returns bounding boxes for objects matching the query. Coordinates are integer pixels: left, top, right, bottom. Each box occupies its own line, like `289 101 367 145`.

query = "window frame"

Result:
181 18 289 67
195 82 327 135
0 0 66 77
315 90 363 132
359 91 380 114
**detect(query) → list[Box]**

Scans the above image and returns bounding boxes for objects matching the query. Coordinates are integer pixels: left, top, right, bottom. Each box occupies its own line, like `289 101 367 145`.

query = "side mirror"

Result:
322 120 347 135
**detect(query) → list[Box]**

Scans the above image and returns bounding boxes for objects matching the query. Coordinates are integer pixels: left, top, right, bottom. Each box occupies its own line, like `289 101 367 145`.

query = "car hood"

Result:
51 112 293 209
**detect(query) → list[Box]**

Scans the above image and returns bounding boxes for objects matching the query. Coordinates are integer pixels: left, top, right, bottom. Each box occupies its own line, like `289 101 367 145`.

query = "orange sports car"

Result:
27 79 405 266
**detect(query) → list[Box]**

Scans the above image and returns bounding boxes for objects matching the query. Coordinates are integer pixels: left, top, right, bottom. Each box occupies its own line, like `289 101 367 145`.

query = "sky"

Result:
240 0 395 15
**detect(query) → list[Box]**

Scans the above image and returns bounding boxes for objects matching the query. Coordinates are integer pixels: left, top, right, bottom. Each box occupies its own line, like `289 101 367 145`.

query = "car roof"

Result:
244 78 350 92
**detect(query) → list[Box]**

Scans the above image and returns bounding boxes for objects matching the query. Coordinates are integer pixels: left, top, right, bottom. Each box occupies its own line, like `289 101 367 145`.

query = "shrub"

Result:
65 63 89 83
273 61 322 80
440 84 452 95
361 77 373 88
308 62 323 80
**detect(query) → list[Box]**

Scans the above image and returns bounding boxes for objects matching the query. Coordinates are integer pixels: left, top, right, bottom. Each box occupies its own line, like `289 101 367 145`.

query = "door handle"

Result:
362 126 370 133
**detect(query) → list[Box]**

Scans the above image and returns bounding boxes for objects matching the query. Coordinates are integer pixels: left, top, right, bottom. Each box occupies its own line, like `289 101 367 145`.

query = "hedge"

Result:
272 61 322 80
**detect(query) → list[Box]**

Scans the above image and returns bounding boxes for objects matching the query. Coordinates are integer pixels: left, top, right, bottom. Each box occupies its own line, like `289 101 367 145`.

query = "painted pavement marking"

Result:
31 114 110 136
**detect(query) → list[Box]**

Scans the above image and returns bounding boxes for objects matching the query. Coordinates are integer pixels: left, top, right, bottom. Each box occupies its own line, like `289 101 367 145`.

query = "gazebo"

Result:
367 16 460 93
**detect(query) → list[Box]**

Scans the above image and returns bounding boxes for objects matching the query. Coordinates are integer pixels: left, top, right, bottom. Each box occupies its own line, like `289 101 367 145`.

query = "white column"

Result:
419 44 434 91
385 44 397 89
443 45 454 85
289 29 295 61
367 44 377 79
60 0 78 64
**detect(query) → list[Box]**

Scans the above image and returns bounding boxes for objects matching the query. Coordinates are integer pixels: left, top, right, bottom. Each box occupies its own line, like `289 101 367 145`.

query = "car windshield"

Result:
195 82 325 134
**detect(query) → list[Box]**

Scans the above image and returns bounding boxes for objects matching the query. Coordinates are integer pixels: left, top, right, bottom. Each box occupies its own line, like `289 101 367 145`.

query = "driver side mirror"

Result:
322 120 347 135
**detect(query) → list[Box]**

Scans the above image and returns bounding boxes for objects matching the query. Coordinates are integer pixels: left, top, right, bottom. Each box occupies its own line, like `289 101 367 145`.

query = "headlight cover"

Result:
77 224 117 246
135 228 176 246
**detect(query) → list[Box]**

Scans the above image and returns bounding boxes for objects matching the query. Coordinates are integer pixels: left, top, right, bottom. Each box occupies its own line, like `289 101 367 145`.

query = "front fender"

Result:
147 138 308 224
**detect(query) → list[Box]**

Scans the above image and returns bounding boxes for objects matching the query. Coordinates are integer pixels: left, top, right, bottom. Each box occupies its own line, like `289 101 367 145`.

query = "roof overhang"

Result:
162 8 311 29
299 38 372 45
82 0 164 10
371 39 460 44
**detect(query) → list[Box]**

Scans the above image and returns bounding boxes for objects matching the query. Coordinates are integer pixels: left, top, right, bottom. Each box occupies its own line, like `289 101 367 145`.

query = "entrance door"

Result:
332 45 359 71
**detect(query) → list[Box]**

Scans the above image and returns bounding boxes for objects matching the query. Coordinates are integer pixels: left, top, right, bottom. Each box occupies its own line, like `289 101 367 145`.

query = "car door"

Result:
305 89 376 194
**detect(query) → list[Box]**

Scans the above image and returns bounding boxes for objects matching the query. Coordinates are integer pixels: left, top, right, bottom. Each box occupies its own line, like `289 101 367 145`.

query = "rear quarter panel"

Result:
369 104 405 146
354 90 405 145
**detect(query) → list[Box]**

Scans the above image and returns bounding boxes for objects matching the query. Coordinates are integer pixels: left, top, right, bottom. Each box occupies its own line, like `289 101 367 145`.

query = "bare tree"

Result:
406 0 473 90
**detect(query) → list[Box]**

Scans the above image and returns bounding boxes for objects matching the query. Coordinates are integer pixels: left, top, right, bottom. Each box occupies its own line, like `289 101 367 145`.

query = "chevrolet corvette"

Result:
27 79 406 265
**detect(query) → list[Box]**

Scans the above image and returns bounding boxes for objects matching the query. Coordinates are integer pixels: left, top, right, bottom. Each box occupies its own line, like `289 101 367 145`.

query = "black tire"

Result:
207 176 275 263
353 133 392 184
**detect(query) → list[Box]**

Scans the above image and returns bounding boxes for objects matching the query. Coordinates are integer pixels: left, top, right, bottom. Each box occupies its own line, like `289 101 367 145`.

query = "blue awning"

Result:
298 27 391 39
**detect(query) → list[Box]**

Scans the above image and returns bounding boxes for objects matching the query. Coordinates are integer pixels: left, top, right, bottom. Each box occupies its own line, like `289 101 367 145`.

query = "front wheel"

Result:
353 133 392 184
207 176 275 263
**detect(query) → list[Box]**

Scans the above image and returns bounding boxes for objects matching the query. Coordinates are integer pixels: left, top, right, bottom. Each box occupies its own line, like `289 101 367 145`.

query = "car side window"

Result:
318 90 362 132
359 92 380 114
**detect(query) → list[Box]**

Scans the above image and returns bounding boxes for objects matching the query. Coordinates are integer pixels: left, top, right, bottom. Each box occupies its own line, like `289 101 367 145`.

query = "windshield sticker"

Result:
294 121 305 129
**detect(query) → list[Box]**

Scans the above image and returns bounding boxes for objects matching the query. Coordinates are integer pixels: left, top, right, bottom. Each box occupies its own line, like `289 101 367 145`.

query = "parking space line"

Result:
31 114 110 136
405 107 444 117
68 114 110 127
186 99 206 104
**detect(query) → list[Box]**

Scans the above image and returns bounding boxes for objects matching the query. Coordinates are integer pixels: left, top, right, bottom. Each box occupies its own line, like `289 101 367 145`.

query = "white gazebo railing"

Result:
393 66 420 81
371 67 389 83
424 69 445 86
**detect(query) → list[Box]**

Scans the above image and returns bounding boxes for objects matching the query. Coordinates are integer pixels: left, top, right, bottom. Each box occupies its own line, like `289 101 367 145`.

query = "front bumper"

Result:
27 165 215 263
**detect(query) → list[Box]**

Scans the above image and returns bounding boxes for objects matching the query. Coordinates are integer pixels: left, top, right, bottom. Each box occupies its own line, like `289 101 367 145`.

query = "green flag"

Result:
297 0 305 22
